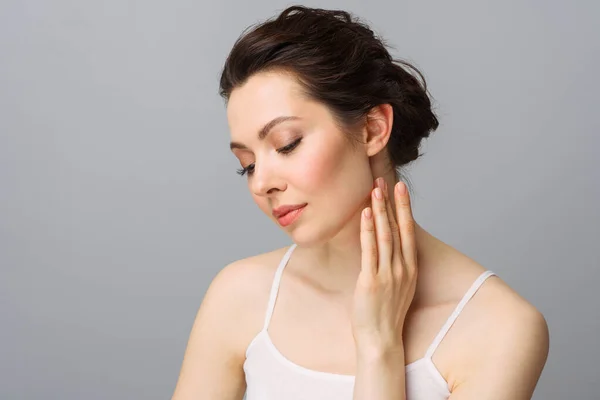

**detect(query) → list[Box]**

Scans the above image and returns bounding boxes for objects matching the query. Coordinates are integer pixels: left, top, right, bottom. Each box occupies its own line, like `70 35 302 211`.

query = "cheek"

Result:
295 146 339 191
252 136 371 218
250 144 339 218
299 139 371 207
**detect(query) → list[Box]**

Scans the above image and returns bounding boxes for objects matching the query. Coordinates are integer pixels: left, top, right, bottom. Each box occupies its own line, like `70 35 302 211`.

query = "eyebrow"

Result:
229 116 301 151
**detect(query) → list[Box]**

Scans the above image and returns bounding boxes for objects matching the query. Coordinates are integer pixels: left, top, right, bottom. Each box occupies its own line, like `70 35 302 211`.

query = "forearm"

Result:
353 344 406 400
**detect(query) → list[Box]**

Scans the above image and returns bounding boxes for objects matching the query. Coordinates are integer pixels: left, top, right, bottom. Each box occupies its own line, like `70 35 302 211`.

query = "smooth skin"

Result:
171 71 549 399
171 177 549 400
351 178 418 399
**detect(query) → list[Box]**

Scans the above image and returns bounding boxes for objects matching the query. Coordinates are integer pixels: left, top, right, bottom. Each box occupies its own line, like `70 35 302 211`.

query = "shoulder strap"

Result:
262 243 297 331
425 270 497 359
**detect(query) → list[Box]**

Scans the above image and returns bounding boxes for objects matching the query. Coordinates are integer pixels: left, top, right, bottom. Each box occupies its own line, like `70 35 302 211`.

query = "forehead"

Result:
226 71 307 135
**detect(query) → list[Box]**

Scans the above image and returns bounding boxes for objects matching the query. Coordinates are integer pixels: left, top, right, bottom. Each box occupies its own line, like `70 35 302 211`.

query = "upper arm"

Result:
449 304 550 399
171 260 255 400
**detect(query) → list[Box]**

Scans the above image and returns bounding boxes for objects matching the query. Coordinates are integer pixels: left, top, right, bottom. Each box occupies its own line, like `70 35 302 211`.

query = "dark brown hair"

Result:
219 5 439 189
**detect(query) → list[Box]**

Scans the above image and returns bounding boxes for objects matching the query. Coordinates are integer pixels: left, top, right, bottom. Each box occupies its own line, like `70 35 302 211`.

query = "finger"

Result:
380 179 402 267
395 181 417 271
372 186 393 276
360 207 377 277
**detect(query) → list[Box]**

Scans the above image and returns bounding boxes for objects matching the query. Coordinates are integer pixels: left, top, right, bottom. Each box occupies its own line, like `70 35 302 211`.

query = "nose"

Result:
249 156 285 197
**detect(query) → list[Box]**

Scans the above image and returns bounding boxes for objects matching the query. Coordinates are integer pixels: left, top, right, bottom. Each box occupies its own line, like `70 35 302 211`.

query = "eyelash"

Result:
236 138 302 177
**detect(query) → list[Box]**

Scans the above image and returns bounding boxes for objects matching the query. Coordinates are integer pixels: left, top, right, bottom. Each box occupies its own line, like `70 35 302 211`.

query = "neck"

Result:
291 174 443 297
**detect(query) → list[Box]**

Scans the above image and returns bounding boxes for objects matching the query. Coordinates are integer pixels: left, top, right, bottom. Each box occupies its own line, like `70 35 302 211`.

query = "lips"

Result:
275 205 306 227
272 203 307 218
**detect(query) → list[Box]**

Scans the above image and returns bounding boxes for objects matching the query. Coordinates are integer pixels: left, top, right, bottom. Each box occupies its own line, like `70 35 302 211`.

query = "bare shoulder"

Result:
207 245 292 355
443 257 550 394
468 272 549 352
171 245 290 399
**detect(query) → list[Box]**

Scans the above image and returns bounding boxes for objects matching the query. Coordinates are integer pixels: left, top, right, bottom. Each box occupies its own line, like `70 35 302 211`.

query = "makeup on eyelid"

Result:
236 136 303 176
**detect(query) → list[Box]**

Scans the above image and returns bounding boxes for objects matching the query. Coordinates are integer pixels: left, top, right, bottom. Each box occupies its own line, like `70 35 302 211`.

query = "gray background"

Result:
1 0 598 399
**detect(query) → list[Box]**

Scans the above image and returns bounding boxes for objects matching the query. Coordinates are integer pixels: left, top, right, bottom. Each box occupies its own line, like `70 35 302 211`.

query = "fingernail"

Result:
397 182 406 195
374 187 383 200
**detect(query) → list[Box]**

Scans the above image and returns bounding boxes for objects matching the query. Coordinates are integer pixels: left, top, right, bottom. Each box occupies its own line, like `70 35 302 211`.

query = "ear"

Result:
362 104 393 157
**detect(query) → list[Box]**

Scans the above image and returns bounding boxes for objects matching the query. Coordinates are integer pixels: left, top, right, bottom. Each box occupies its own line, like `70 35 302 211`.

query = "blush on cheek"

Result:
298 148 337 192
303 129 352 186
298 137 365 213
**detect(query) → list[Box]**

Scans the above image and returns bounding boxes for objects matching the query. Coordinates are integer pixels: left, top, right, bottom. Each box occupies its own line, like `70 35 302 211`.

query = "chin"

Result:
283 215 354 248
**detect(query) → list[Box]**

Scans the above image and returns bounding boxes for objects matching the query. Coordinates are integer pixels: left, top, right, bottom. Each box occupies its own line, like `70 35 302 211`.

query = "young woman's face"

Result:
227 71 375 246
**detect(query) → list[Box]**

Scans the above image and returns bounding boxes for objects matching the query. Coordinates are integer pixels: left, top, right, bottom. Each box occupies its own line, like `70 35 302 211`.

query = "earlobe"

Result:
364 104 394 157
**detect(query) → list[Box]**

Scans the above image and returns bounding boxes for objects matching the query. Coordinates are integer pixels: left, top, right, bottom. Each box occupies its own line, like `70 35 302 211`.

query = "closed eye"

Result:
236 137 302 177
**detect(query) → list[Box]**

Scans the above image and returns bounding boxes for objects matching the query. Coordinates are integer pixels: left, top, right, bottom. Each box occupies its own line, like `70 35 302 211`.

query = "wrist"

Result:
356 341 405 363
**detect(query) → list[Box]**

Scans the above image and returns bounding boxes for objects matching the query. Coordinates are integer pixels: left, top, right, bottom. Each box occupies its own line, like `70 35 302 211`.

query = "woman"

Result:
172 6 549 400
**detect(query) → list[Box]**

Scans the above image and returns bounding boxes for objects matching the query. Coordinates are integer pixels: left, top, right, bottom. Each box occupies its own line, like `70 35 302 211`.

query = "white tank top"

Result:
243 243 497 399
